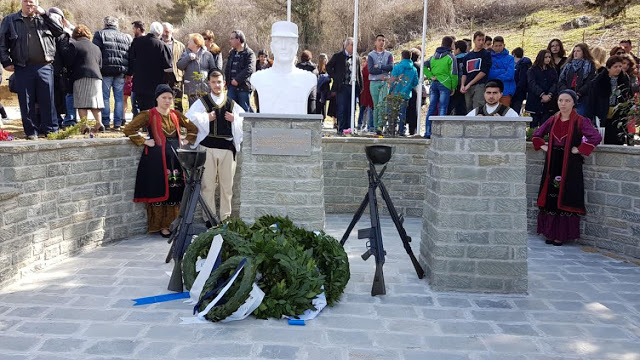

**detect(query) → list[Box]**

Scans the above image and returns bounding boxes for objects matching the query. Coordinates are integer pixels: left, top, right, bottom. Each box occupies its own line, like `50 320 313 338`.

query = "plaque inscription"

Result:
252 128 312 156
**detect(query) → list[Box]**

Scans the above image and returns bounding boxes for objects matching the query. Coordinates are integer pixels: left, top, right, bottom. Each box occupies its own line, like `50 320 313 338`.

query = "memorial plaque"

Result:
252 128 312 156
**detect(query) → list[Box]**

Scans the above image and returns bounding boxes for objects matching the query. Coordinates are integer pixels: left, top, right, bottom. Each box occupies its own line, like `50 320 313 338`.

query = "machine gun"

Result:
340 145 424 296
166 148 220 292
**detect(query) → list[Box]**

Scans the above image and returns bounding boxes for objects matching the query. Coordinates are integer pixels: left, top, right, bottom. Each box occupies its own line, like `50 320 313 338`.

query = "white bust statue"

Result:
250 21 317 115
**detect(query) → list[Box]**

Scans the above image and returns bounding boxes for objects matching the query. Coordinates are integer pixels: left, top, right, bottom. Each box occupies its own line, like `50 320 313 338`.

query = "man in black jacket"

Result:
0 0 64 139
224 30 255 112
327 37 362 134
126 21 171 111
94 16 132 130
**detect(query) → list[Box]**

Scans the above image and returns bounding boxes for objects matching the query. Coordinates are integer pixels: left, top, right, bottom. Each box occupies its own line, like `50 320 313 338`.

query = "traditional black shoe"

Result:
160 231 171 238
552 241 563 246
545 239 553 244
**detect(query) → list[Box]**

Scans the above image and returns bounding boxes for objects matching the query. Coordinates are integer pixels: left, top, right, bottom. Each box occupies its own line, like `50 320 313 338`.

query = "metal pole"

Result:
350 0 359 132
417 0 428 136
287 0 291 22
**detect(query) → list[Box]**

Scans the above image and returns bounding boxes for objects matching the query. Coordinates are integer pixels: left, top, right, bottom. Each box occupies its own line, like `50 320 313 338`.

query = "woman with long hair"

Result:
201 30 223 71
123 85 198 236
558 43 596 116
317 53 332 120
547 38 567 74
621 53 639 94
526 50 558 128
590 46 607 69
532 90 602 246
64 25 104 132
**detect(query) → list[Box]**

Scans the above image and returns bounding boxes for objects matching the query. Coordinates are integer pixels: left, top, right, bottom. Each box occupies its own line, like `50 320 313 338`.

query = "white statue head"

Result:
270 21 299 66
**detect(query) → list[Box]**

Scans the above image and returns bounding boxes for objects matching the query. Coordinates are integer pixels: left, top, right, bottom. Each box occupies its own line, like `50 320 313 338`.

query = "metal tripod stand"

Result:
166 148 220 292
340 145 425 296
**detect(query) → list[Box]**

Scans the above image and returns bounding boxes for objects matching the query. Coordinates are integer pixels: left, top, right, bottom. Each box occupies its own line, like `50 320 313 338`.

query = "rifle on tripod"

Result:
166 148 219 292
341 145 424 296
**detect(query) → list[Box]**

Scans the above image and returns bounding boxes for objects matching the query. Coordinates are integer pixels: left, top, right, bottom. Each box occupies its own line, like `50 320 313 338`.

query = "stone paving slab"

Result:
0 215 639 360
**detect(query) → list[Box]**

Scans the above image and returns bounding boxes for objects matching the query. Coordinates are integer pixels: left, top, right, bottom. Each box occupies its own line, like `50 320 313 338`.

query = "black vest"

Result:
198 94 236 153
475 104 511 116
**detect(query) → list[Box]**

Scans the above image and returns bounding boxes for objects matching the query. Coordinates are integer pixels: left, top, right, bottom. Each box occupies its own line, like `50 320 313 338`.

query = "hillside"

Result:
409 4 640 57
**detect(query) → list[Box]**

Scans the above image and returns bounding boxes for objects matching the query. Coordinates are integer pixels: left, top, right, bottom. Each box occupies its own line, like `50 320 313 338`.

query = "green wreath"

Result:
197 256 257 322
182 228 252 290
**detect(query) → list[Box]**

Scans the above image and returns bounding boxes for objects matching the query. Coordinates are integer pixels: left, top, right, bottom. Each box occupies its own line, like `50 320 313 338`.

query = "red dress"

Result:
360 66 374 108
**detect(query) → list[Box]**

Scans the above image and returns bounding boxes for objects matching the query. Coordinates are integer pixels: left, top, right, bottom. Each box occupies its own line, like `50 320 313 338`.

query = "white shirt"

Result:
466 103 519 117
185 92 244 151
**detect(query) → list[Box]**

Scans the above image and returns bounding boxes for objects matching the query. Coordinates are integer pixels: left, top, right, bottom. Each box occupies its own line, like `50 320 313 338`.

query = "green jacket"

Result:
424 46 458 91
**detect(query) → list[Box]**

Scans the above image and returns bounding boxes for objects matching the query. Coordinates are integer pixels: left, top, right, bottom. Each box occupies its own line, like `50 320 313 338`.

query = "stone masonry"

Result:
420 116 530 293
238 113 325 231
0 139 147 288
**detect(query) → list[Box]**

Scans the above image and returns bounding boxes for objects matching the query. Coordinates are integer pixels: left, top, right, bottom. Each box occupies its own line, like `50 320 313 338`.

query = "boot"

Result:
0 105 7 119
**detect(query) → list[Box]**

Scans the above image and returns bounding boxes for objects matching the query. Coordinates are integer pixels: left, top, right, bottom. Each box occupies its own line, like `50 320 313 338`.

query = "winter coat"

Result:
360 65 374 108
514 57 532 100
0 9 64 67
63 37 102 82
488 48 516 96
558 59 596 99
587 68 631 124
326 50 362 93
296 61 318 76
390 59 419 99
525 66 558 114
224 44 256 91
165 39 185 81
454 52 467 90
127 33 172 93
424 46 458 91
92 26 132 76
177 47 217 96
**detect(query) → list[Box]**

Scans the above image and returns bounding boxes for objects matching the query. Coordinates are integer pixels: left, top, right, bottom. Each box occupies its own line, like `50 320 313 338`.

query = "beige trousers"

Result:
201 147 236 221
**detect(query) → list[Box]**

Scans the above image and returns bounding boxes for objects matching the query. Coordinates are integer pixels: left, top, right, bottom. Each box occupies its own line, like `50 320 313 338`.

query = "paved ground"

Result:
1 215 639 360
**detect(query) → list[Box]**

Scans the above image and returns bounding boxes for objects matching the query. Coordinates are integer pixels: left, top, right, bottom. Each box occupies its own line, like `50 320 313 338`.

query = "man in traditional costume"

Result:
532 90 602 245
466 80 519 117
123 84 198 236
186 70 244 221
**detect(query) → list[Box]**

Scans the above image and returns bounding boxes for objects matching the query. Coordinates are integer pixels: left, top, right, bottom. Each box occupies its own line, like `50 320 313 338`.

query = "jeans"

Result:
425 81 451 138
15 63 58 136
336 86 352 132
357 105 373 130
131 91 140 117
227 86 253 112
101 75 125 127
397 98 409 135
62 93 77 126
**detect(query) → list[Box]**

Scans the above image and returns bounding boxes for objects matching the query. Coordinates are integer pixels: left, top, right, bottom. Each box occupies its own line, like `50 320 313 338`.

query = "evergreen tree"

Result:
161 0 212 25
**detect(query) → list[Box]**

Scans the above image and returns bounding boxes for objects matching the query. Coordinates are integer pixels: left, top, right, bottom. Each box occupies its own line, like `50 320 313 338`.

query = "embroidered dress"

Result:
123 109 198 233
532 110 602 242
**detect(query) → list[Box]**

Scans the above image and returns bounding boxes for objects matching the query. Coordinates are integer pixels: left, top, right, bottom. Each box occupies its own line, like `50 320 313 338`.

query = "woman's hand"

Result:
144 139 155 147
571 146 580 154
181 138 190 146
541 145 548 152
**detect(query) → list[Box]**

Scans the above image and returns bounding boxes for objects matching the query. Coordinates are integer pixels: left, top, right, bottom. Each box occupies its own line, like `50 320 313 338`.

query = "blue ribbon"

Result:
132 292 190 306
193 258 247 315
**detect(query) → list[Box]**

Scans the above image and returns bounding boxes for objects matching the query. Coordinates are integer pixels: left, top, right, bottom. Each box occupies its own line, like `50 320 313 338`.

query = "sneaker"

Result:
26 134 38 140
113 126 121 131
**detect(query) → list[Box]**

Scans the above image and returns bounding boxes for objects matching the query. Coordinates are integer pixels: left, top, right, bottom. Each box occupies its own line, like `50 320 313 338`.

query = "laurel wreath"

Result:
196 256 257 322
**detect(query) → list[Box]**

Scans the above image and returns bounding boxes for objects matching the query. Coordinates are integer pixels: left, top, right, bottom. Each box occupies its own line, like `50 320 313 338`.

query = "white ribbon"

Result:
285 287 327 321
185 235 223 305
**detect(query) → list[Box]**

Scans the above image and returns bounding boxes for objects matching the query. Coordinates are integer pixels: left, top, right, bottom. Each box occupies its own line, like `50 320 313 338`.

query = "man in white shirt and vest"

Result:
467 79 519 117
186 70 244 221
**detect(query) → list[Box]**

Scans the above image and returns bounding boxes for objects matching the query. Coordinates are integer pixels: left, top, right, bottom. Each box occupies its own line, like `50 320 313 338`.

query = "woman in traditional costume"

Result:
532 90 602 246
123 84 198 237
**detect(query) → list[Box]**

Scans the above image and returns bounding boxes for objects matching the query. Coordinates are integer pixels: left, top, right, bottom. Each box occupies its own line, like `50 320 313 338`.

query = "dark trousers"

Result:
511 94 525 115
448 90 467 115
15 63 58 136
131 91 140 117
336 86 352 132
406 89 418 135
136 91 157 112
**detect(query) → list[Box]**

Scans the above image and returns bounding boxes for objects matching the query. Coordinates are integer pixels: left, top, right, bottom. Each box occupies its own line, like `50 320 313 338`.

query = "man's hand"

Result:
144 139 155 147
374 64 380 68
208 112 216 122
541 145 548 152
450 90 455 96
225 111 234 122
36 6 45 15
4 65 14 72
231 79 238 87
571 146 580 154
460 85 468 94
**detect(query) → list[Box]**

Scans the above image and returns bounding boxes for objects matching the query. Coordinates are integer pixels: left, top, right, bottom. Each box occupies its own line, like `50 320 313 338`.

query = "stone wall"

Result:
0 139 147 287
526 144 640 258
322 137 429 217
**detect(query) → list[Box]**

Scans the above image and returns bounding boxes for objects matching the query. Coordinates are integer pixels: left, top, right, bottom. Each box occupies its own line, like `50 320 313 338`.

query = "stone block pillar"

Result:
238 113 325 231
420 116 531 293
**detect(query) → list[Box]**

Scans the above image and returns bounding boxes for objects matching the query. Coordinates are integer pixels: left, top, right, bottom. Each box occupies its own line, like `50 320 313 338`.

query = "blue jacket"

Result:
390 59 419 99
488 49 516 96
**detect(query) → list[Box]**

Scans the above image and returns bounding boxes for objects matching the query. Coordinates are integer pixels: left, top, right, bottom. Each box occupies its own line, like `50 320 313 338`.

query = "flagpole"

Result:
417 0 428 136
287 0 291 21
350 0 359 132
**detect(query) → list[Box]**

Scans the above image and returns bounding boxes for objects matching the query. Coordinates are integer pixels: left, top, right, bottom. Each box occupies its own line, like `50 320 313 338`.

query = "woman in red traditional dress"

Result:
532 90 602 246
123 84 198 237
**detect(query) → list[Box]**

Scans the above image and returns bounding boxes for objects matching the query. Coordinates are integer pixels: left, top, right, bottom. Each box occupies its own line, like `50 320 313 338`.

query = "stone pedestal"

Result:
420 116 531 293
238 113 325 231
